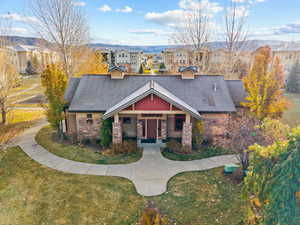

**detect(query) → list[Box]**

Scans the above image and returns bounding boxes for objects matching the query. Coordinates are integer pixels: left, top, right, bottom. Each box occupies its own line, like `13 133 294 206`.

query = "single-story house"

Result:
63 66 247 148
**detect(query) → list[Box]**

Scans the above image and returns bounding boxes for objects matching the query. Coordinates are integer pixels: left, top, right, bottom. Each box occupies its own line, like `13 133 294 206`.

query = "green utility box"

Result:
224 164 240 174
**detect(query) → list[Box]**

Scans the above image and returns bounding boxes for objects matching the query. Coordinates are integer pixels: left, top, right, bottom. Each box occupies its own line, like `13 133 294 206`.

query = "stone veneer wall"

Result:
182 122 192 148
76 113 102 141
201 113 229 145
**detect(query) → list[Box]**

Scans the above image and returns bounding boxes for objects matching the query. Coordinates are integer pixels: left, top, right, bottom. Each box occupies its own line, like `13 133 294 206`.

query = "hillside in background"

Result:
1 36 299 53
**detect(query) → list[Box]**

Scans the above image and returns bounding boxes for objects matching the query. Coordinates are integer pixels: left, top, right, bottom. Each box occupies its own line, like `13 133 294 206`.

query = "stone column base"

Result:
112 122 122 144
182 122 192 149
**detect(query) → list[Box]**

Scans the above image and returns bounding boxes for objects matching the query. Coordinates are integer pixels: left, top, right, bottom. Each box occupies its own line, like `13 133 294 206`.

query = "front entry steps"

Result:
138 139 166 148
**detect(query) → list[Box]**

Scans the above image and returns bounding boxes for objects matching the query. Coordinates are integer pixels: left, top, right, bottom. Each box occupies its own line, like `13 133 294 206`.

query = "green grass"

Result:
162 146 232 161
0 146 246 225
0 146 145 225
283 92 300 127
153 170 246 225
35 126 143 164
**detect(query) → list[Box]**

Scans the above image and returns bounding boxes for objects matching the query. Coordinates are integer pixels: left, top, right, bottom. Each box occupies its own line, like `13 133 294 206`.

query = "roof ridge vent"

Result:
213 82 217 92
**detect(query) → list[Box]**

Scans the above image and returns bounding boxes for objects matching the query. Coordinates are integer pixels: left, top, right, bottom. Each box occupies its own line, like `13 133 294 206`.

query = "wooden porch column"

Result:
112 114 122 144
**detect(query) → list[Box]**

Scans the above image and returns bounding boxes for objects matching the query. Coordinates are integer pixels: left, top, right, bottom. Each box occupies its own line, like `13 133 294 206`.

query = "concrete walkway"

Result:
13 121 238 196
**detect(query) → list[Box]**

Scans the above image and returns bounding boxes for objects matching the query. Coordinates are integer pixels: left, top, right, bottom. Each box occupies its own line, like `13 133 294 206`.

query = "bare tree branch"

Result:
31 0 89 78
172 0 211 51
222 0 249 78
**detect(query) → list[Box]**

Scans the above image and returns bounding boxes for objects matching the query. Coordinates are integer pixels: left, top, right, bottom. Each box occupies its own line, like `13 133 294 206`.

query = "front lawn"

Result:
0 147 145 225
0 146 246 225
35 126 143 164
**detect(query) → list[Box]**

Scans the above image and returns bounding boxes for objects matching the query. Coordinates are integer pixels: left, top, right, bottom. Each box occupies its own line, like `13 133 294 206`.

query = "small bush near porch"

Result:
35 126 142 164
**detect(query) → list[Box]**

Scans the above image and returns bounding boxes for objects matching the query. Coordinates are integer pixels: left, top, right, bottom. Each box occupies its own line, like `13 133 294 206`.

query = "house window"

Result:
123 117 131 124
174 114 185 131
86 113 93 125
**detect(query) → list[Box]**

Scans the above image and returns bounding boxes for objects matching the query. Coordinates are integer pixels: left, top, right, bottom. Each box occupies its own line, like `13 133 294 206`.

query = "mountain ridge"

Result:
1 35 299 53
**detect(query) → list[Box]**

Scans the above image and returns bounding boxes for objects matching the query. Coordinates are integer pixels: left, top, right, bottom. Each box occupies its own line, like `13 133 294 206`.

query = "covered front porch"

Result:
112 111 193 148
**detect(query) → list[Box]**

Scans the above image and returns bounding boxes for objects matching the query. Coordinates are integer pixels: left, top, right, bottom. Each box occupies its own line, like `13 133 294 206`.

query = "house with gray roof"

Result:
64 67 247 148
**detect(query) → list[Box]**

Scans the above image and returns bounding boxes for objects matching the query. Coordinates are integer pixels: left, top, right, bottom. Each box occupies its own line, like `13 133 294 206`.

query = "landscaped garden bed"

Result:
35 126 143 164
161 139 233 161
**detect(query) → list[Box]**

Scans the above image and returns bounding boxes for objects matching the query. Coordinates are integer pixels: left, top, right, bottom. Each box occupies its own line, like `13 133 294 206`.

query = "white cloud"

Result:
0 27 28 35
0 13 40 24
71 1 86 7
145 0 223 27
99 4 112 12
233 0 265 3
145 10 186 27
128 29 163 35
116 6 133 13
251 21 300 38
179 0 223 13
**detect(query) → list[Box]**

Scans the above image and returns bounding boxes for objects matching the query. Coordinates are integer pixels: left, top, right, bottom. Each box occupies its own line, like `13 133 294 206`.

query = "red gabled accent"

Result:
134 94 171 111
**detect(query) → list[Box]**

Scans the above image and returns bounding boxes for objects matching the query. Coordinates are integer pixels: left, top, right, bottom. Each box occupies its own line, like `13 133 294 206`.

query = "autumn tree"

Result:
223 110 268 170
286 60 300 93
243 127 300 225
0 50 19 124
242 46 289 120
0 17 20 124
41 64 67 133
74 48 108 77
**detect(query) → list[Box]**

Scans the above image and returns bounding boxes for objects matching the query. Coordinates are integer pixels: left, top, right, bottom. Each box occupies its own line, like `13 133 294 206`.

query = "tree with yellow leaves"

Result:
0 48 20 124
41 64 67 133
73 48 108 77
242 46 289 120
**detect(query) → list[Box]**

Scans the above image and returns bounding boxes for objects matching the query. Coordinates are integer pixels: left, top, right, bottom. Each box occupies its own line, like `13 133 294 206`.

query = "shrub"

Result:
111 141 139 155
181 145 192 154
111 143 123 155
192 120 205 149
100 118 113 147
122 140 139 154
166 140 182 153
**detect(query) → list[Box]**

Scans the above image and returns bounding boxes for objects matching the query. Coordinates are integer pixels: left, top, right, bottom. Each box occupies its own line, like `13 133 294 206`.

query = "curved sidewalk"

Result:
14 121 238 196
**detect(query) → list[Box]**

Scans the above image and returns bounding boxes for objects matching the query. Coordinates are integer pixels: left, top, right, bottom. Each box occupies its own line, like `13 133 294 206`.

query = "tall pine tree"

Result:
286 60 300 93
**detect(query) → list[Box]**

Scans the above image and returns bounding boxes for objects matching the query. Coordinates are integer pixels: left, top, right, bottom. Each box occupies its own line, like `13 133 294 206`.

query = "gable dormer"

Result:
178 66 198 79
109 65 126 79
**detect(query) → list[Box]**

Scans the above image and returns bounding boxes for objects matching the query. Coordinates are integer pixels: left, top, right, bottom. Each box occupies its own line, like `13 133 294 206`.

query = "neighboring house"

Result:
64 66 247 148
161 48 209 73
114 50 143 73
8 45 59 74
273 48 300 82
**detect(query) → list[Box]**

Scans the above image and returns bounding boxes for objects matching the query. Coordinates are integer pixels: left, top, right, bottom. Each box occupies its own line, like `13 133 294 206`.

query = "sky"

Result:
1 0 300 45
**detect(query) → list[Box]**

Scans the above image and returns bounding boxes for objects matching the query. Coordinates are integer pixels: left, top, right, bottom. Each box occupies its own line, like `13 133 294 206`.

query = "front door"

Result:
147 119 157 139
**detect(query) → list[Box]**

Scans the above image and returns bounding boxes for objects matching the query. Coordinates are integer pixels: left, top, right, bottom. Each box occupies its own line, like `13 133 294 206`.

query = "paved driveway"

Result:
13 121 238 196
